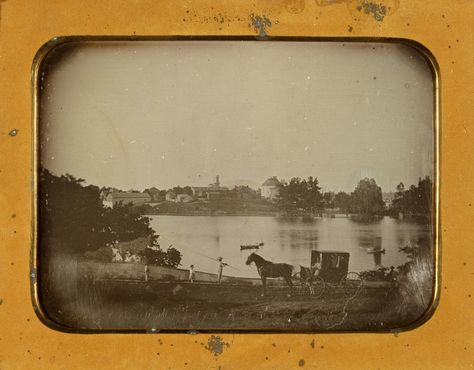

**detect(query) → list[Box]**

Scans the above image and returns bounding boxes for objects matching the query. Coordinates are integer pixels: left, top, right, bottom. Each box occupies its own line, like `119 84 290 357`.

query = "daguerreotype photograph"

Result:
36 40 437 331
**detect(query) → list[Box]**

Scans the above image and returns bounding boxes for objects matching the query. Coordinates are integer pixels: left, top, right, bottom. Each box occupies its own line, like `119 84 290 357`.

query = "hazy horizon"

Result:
40 41 435 193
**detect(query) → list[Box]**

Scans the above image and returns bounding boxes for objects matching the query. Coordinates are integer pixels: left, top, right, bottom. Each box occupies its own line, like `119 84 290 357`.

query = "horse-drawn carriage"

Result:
294 250 363 298
245 250 363 298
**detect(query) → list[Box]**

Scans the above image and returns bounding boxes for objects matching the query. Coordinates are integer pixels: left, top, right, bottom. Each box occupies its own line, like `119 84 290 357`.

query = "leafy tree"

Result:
171 186 193 196
39 168 113 256
334 191 352 213
350 178 385 216
39 168 181 265
322 192 335 209
412 177 432 216
230 185 259 200
163 246 182 267
141 246 182 267
144 187 161 201
276 176 322 215
388 177 432 220
391 182 406 216
104 203 158 245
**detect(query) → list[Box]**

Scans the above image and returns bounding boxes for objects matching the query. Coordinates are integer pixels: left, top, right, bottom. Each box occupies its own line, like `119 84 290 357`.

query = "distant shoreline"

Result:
145 212 279 217
144 213 352 219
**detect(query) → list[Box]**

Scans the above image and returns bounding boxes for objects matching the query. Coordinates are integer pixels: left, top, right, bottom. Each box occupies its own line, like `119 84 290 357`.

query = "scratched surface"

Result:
0 0 473 369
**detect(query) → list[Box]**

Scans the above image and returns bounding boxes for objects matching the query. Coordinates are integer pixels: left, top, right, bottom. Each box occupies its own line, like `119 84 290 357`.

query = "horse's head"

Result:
245 252 256 265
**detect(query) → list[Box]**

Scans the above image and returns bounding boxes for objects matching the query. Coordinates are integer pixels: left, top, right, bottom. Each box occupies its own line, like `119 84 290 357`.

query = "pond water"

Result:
148 215 432 278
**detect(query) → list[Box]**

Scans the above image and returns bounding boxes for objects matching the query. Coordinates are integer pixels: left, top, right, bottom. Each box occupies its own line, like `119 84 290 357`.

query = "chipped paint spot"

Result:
299 359 306 367
204 335 230 356
315 0 397 20
391 329 401 337
9 129 18 136
0 299 3 305
249 14 272 39
285 0 306 14
310 339 315 348
355 1 388 21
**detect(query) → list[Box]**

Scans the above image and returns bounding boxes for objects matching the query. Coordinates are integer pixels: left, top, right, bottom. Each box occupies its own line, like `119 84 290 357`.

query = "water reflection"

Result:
149 215 432 278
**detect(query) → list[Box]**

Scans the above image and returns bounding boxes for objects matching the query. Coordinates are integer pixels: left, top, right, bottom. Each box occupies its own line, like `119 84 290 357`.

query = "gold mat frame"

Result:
0 1 472 368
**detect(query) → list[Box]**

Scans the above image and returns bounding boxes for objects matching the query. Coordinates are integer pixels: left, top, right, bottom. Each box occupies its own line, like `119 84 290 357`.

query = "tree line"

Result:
389 177 433 220
275 176 432 221
39 168 182 266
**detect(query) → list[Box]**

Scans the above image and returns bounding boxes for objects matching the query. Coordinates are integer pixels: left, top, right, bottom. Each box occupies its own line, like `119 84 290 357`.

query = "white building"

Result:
165 191 177 202
191 175 228 199
261 176 281 200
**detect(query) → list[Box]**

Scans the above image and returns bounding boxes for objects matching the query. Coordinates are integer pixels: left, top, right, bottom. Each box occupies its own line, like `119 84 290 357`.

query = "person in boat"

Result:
217 257 228 284
188 264 195 283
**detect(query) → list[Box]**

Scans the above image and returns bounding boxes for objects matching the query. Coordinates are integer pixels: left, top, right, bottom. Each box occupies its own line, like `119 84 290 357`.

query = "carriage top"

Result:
311 250 350 283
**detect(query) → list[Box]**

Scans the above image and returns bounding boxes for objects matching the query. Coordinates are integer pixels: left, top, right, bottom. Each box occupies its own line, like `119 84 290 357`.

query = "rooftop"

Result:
262 177 281 187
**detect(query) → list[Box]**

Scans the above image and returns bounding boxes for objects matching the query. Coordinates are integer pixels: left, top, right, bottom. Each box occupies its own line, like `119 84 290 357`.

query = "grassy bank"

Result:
38 255 429 331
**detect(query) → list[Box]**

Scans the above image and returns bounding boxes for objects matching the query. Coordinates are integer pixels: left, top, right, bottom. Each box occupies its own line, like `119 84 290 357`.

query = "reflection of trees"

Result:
278 229 319 250
356 231 383 268
356 231 378 248
349 215 384 225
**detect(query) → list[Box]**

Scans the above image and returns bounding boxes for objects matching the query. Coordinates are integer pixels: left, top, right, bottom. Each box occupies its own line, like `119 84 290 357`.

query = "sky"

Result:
40 41 435 193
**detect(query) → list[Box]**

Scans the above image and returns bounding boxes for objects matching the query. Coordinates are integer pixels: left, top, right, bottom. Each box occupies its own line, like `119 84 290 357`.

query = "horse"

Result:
246 253 320 296
245 253 296 296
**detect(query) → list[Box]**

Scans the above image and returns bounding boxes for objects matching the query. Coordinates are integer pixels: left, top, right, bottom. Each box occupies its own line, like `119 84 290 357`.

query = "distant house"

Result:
176 194 194 203
144 187 161 201
261 176 281 200
165 191 177 202
105 192 151 208
382 192 395 209
191 175 228 200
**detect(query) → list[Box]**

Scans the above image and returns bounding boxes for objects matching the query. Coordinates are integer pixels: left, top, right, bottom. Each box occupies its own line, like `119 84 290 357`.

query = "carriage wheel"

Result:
294 275 325 298
297 281 311 296
292 273 307 295
339 272 363 297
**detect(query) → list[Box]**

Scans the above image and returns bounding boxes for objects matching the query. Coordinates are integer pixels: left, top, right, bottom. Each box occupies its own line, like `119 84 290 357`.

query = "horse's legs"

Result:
261 276 266 297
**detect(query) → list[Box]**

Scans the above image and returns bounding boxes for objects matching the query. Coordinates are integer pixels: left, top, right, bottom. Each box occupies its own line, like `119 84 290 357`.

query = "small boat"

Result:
367 248 386 254
240 242 264 251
